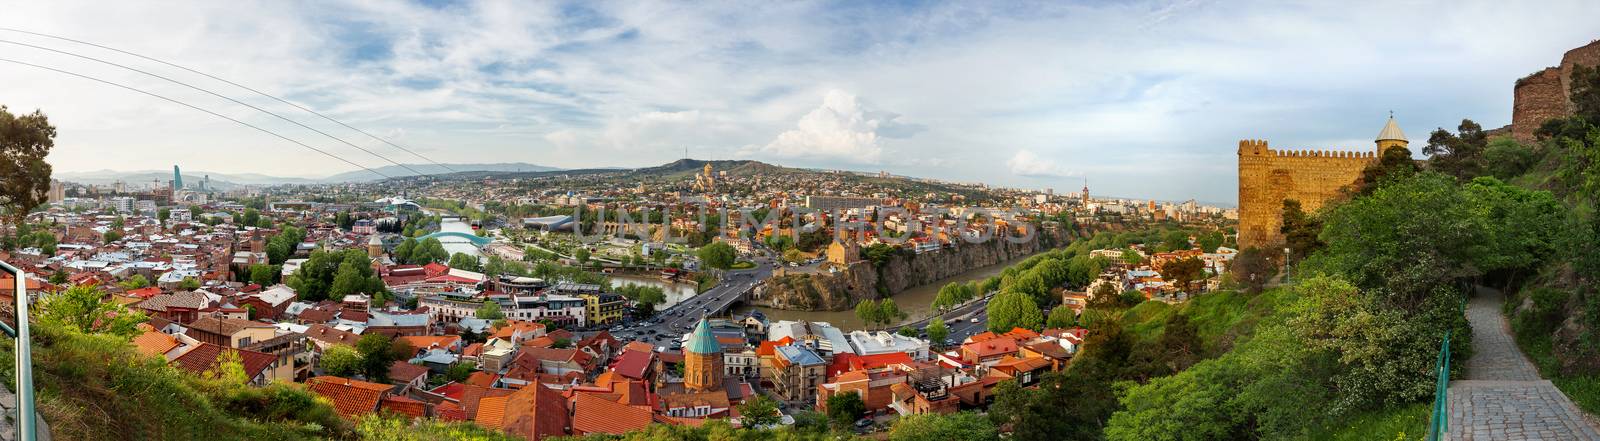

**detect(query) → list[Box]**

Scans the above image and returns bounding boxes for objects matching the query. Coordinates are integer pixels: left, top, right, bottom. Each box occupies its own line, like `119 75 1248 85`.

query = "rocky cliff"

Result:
749 228 1065 311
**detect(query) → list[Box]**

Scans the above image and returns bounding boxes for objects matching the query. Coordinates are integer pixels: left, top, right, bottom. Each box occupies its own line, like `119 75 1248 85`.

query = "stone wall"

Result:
1236 140 1372 249
1510 39 1600 143
748 229 1057 311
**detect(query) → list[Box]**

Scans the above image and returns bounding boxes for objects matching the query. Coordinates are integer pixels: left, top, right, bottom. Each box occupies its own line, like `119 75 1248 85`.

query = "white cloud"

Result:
750 89 917 164
1008 150 1078 178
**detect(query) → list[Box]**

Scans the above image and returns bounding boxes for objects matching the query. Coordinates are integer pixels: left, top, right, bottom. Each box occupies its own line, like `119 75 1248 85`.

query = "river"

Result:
609 274 700 309
729 255 1031 331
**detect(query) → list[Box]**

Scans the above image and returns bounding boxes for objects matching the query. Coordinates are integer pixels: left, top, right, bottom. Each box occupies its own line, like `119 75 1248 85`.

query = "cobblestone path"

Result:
1447 287 1600 440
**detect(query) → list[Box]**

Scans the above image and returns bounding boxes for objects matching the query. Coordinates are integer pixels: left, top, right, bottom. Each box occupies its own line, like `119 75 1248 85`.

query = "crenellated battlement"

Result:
1238 139 1375 159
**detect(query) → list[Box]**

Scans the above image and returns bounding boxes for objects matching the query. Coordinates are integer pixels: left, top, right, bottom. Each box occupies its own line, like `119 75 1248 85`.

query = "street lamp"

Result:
0 260 36 441
1283 247 1292 284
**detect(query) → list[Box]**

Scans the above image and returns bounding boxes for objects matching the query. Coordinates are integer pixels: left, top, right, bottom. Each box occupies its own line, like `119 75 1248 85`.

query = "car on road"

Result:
970 318 979 323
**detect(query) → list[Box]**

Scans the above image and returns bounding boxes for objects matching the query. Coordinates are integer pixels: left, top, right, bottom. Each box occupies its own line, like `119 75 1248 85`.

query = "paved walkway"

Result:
1447 287 1600 440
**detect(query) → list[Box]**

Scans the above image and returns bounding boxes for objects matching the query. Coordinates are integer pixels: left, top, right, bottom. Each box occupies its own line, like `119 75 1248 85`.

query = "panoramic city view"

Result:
4 1 1600 440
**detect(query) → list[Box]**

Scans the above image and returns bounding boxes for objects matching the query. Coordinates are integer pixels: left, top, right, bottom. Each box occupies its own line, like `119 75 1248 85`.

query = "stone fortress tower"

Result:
1237 116 1408 249
682 317 725 392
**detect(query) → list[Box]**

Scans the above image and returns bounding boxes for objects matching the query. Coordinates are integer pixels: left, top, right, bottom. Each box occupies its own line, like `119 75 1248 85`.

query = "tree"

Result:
1120 248 1142 266
1197 231 1225 253
988 290 1043 332
573 247 591 266
248 264 278 286
449 253 481 271
415 237 449 263
38 284 145 337
1424 119 1489 180
1158 257 1206 293
0 106 54 230
879 298 905 325
118 274 151 290
1356 145 1420 195
736 395 782 428
1160 230 1190 251
394 237 416 264
178 277 201 291
356 333 399 382
926 318 949 344
320 345 362 377
890 412 1000 441
47 269 67 285
103 230 123 244
1229 248 1277 294
1046 307 1078 329
698 242 737 270
476 300 505 320
1279 199 1323 262
855 300 884 328
826 391 866 429
241 208 260 228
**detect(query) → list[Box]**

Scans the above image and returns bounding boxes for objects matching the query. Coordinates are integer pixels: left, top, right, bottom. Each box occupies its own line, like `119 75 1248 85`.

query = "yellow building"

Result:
580 292 627 325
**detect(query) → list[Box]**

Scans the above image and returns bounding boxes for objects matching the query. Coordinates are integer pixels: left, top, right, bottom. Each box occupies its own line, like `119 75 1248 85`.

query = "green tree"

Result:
38 284 146 337
826 391 866 429
394 237 417 264
476 300 505 320
1158 257 1206 293
855 300 883 329
158 207 171 223
926 318 949 344
1046 307 1078 329
1355 145 1420 195
178 276 201 291
320 345 362 377
449 252 481 271
890 412 1000 441
103 230 123 244
0 106 54 230
1197 231 1225 253
248 264 278 286
241 208 260 228
988 290 1043 332
736 395 782 428
697 241 737 270
879 298 904 325
1280 199 1323 262
1483 137 1538 180
1120 248 1142 266
1424 119 1489 180
1229 248 1277 294
416 237 449 263
356 333 399 382
118 274 151 290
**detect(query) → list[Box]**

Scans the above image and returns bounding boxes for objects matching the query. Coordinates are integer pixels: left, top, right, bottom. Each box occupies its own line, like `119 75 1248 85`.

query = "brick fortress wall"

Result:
1511 39 1600 143
1237 140 1374 249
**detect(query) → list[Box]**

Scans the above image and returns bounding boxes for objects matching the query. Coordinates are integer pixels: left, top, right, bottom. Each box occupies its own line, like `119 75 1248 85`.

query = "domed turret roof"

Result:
686 317 721 354
1376 115 1407 142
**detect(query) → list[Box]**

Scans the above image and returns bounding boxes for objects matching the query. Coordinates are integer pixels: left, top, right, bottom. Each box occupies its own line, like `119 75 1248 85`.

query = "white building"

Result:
846 330 931 360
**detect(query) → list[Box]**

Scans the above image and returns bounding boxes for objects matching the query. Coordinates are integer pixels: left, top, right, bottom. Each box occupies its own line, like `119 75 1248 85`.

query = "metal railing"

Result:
0 260 36 441
1424 331 1452 441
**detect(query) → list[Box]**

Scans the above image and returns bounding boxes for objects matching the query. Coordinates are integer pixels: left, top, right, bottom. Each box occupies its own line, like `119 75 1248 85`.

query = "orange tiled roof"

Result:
396 335 461 352
572 392 654 435
307 376 394 419
379 395 429 419
131 330 179 358
476 395 509 428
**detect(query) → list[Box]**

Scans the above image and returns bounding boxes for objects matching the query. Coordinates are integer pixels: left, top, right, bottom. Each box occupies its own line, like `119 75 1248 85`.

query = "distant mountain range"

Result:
53 162 562 188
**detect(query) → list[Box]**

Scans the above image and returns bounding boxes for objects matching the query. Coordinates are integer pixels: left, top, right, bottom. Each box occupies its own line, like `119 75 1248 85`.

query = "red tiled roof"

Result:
436 400 469 421
611 349 653 380
131 330 180 358
379 395 429 419
170 343 274 381
572 392 654 435
303 323 360 346
475 395 509 428
501 382 571 440
389 361 429 383
465 371 500 388
307 376 394 419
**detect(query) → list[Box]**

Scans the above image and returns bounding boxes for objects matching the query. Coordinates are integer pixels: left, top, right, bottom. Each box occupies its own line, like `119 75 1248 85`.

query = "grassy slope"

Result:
1117 287 1428 440
0 323 337 440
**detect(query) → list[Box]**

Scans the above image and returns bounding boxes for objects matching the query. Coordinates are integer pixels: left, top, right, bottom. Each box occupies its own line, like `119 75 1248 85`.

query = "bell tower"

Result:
1375 113 1408 155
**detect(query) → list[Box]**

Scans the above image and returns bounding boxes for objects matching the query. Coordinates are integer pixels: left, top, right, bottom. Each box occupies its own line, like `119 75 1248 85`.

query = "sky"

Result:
2 1 1599 204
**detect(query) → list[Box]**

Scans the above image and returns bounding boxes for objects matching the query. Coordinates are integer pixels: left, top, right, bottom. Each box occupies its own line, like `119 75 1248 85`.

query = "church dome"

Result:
1376 115 1407 142
686 317 721 354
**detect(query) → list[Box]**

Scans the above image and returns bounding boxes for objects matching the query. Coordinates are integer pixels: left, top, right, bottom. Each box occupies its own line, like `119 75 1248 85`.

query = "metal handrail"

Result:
0 260 35 441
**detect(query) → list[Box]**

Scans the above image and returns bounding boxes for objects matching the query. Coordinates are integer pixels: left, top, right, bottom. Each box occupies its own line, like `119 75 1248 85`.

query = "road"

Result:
607 259 773 349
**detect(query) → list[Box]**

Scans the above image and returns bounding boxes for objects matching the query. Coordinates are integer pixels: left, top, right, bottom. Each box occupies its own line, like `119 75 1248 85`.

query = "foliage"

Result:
1356 145 1420 196
354 414 518 441
38 284 146 337
1157 256 1206 293
1229 248 1277 294
356 333 400 382
698 241 737 270
265 226 305 265
1423 119 1489 180
248 264 278 286
1046 306 1078 329
320 345 363 377
926 318 949 344
1197 230 1225 253
889 411 999 441
449 252 482 272
1280 199 1323 262
735 395 781 428
617 284 667 307
118 274 151 290
826 391 866 429
987 290 1043 332
0 106 55 226
1483 137 1539 180
289 249 385 302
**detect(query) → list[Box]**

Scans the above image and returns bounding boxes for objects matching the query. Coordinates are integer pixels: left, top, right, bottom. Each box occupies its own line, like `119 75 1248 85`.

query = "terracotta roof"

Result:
396 335 461 352
622 341 655 354
436 400 469 421
186 316 272 337
389 361 429 383
307 376 394 419
475 395 509 428
131 330 180 358
465 371 500 388
303 324 361 347
170 343 274 381
572 392 654 435
502 382 571 440
611 349 653 380
379 394 429 418
137 291 210 312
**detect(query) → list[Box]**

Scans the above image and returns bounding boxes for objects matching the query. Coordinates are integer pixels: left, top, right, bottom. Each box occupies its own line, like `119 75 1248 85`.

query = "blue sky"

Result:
2 0 1599 204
